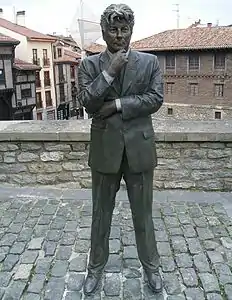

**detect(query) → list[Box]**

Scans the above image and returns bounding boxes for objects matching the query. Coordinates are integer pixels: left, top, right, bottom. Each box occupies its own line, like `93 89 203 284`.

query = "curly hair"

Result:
100 4 135 31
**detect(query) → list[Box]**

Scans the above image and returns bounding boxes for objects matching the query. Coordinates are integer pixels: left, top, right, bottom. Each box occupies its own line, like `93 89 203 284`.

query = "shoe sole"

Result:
147 281 163 294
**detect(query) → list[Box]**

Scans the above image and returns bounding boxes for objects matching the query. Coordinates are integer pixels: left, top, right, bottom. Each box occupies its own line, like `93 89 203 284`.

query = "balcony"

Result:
32 58 40 66
44 79 51 87
43 58 50 67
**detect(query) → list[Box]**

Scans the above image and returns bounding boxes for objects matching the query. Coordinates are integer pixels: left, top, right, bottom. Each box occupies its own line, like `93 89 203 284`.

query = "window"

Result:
43 49 49 66
57 48 62 57
60 84 65 102
32 49 38 64
214 84 224 97
214 54 225 69
189 54 199 70
47 110 55 120
189 83 198 96
45 91 52 107
58 65 64 81
166 54 175 70
166 82 175 94
53 46 57 59
215 111 221 119
44 71 50 86
21 88 31 98
36 92 43 109
36 72 41 87
167 108 173 115
70 65 75 78
0 69 5 83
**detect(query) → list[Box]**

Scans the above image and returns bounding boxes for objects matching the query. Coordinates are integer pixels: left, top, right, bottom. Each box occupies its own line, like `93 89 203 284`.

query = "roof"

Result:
85 43 106 54
54 48 81 64
0 18 56 42
131 27 232 51
0 32 19 45
14 58 41 71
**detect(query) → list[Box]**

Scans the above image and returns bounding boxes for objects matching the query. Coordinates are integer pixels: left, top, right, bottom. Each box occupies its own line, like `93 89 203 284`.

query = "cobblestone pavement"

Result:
0 185 231 300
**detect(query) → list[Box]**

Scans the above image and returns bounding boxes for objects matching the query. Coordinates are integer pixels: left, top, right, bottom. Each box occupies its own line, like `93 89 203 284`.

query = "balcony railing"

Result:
43 58 50 67
36 79 41 88
32 58 40 66
59 75 65 82
44 79 51 87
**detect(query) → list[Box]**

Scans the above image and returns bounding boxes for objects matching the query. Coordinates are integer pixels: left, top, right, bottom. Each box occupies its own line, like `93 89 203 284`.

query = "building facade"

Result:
0 10 57 120
131 26 232 120
53 41 80 119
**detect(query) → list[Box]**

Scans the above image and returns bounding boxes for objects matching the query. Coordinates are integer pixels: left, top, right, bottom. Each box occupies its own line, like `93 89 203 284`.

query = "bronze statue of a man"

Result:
78 3 163 296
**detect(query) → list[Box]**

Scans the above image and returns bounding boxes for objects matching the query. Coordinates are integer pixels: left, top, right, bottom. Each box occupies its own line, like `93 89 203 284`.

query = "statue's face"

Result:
102 19 132 53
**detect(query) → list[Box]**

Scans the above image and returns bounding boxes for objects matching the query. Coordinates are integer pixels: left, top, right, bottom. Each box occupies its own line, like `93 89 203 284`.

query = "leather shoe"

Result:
83 272 102 295
146 270 163 293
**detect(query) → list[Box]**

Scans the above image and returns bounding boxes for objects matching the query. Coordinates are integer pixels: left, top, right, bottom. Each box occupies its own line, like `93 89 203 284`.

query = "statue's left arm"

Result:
120 56 163 120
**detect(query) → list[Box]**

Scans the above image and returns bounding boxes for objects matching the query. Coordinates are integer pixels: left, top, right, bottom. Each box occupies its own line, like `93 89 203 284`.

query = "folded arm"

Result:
78 58 114 115
120 56 163 120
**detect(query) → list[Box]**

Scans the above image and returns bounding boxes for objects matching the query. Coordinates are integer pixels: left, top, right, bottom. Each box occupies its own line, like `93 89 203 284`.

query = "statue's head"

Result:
100 3 134 53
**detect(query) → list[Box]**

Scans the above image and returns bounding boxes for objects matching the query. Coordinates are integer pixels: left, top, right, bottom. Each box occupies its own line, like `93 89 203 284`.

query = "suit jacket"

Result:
78 50 163 174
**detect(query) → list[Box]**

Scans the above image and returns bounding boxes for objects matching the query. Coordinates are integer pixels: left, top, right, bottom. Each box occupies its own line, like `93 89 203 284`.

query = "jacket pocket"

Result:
143 129 154 139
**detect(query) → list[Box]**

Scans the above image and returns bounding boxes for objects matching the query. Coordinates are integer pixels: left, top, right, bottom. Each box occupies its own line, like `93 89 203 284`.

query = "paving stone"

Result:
153 218 166 231
123 246 138 259
2 254 19 271
23 293 41 300
0 233 17 246
180 268 198 287
9 242 26 254
123 267 141 278
109 239 121 254
28 237 44 250
14 264 33 280
64 291 82 300
27 274 46 293
184 287 205 300
197 227 214 240
7 223 23 234
60 232 76 245
157 242 172 256
165 216 180 228
104 273 121 296
163 272 182 295
35 257 53 274
25 217 38 228
199 273 220 293
51 260 69 277
178 213 192 225
75 239 90 253
105 254 122 273
0 272 12 287
43 205 58 215
214 263 232 285
44 277 65 300
203 240 221 251
207 217 221 226
67 272 85 291
14 213 28 223
3 280 27 300
123 279 141 299
17 228 33 242
207 293 224 300
168 227 183 236
46 230 62 242
121 231 136 246
56 245 72 260
64 221 78 232
224 284 232 300
175 253 193 268
211 226 228 238
155 230 169 242
44 241 57 256
186 238 202 254
109 226 120 239
193 253 211 272
182 224 197 238
21 250 38 264
69 254 87 272
221 237 232 249
192 217 208 228
160 256 176 272
207 251 224 264
171 236 188 253
78 227 91 240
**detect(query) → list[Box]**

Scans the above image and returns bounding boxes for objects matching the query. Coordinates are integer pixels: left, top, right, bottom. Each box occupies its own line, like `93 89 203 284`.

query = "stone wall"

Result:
0 119 231 191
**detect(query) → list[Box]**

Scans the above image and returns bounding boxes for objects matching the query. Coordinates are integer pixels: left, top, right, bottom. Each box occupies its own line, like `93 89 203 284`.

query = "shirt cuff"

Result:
102 70 114 84
115 98 122 112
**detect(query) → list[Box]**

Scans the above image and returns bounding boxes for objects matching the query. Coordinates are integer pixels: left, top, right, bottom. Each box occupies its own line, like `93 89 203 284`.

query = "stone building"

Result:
131 25 232 120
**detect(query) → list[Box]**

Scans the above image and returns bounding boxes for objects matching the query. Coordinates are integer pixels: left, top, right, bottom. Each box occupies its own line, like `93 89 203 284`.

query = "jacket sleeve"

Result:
78 58 112 114
120 56 163 120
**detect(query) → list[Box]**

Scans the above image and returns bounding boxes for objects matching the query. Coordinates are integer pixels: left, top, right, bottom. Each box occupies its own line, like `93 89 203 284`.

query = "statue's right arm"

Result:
77 59 113 114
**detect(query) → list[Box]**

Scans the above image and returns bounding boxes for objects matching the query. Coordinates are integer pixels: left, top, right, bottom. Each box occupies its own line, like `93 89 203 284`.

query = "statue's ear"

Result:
102 29 106 41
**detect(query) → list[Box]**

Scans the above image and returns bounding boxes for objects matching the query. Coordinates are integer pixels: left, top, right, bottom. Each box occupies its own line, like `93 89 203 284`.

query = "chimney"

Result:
207 22 212 28
0 8 3 18
16 11 25 26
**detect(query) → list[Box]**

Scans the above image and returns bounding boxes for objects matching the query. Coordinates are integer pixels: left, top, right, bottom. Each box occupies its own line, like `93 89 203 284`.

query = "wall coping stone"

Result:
0 118 232 142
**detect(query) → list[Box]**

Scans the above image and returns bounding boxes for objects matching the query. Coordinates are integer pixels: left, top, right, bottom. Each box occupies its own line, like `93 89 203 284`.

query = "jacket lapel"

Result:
122 51 139 95
99 51 121 95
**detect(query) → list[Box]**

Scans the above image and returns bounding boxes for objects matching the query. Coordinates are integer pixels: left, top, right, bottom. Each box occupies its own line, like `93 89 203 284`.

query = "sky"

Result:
0 0 231 44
